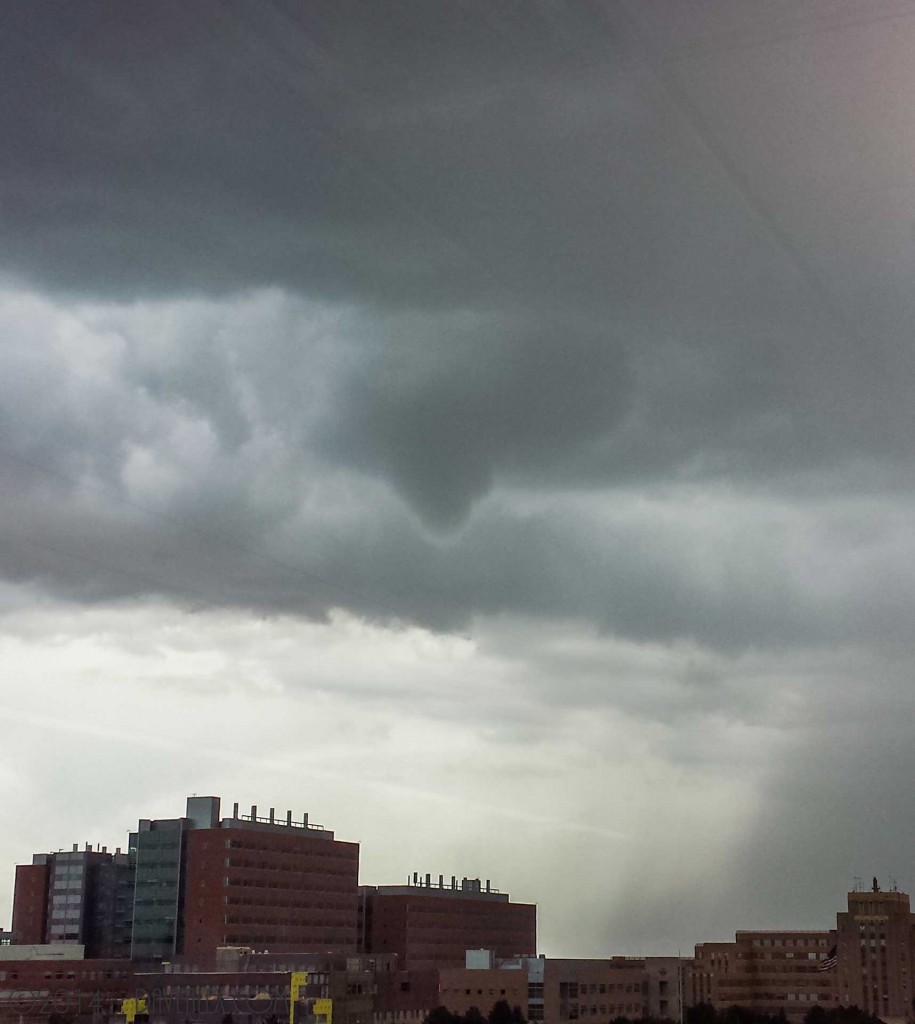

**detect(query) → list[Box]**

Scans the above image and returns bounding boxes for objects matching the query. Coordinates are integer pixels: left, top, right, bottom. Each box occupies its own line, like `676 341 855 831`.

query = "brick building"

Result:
438 962 530 1019
691 931 835 1021
10 846 134 958
687 883 915 1024
182 808 360 961
543 957 657 1024
10 863 50 946
130 796 360 965
360 876 536 971
137 952 383 1024
834 885 915 1022
0 957 134 1024
425 952 684 1024
10 796 361 967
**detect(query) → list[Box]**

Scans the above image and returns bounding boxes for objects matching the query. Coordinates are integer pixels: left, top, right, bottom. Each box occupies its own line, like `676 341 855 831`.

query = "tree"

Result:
803 1007 884 1024
488 1001 516 1024
686 1003 720 1024
425 1008 460 1024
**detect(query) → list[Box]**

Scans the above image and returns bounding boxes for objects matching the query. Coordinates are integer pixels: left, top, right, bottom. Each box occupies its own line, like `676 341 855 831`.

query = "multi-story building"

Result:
9 796 361 967
834 885 915 1022
10 862 50 945
691 931 835 1021
0 952 386 1024
138 952 384 1024
373 965 440 1024
360 875 536 971
544 957 653 1024
430 951 685 1024
0 957 133 1024
130 796 360 965
182 802 360 960
130 814 187 962
10 845 134 958
688 883 915 1024
644 956 686 1021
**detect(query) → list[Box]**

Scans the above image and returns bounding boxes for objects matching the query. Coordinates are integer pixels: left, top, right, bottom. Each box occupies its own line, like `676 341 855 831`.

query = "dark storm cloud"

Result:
3 0 915 655
5 0 915 522
320 313 633 527
1 1 635 304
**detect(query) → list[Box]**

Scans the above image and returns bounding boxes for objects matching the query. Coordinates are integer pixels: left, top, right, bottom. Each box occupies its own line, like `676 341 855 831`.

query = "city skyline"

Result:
1 790 902 959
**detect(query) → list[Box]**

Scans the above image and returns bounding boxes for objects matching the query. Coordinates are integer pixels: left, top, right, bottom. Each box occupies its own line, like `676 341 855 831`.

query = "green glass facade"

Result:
130 820 186 962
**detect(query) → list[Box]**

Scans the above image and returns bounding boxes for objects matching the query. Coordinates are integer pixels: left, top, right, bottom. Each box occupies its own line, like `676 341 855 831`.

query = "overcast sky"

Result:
4 0 915 958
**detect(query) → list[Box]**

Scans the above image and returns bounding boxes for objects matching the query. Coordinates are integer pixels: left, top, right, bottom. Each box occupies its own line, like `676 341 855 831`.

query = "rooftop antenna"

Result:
853 876 862 892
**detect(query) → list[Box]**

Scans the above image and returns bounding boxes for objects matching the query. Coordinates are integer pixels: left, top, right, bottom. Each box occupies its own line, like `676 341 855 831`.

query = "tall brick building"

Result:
10 862 50 946
834 885 915 1020
182 805 360 960
360 875 536 970
10 796 360 966
688 882 915 1024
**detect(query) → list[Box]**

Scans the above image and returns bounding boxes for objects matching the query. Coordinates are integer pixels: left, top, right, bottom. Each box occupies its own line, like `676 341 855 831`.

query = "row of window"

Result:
441 989 519 998
740 952 823 961
0 969 128 982
50 893 84 905
718 992 831 1002
575 1005 645 1016
224 839 353 859
579 983 644 995
707 960 831 971
223 894 354 910
752 938 829 948
161 984 298 998
560 983 646 997
223 877 355 892
49 909 82 921
219 917 354 933
222 933 352 945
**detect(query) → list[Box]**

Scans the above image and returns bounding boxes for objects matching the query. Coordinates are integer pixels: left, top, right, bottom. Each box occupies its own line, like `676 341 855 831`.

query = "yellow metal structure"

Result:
120 997 148 1024
314 998 333 1024
290 972 308 1024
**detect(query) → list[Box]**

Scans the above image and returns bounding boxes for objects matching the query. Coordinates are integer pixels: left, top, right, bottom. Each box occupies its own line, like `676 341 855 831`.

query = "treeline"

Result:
687 1004 885 1024
597 1017 677 1024
426 1005 886 1024
804 1008 886 1024
426 1001 527 1024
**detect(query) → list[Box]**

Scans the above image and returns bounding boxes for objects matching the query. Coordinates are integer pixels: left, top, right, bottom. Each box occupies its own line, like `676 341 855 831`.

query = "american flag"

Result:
819 945 838 971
